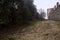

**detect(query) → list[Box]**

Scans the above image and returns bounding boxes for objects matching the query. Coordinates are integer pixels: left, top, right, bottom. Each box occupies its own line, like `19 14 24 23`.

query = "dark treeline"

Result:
0 0 44 27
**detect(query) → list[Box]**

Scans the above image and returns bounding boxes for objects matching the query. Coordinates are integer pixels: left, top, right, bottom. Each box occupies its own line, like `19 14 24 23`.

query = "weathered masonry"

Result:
48 2 60 20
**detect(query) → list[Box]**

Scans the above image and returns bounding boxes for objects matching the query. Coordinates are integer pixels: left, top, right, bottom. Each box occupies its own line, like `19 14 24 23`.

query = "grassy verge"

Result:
16 20 39 29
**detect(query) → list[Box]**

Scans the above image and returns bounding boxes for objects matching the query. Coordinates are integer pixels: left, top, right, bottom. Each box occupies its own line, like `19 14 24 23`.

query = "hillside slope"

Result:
0 20 60 40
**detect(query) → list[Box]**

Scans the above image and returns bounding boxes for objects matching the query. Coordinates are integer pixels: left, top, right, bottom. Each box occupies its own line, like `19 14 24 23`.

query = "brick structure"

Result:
47 2 60 16
47 2 60 20
47 8 54 16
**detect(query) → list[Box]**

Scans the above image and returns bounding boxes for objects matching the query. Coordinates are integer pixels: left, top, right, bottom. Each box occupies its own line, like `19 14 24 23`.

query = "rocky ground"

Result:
0 20 60 40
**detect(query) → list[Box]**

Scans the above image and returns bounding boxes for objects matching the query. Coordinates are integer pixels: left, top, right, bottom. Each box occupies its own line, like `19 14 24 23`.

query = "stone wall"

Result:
47 8 54 17
48 5 60 20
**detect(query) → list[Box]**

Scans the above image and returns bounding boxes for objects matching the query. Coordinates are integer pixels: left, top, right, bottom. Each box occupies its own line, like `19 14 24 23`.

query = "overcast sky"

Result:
33 0 60 13
33 0 60 19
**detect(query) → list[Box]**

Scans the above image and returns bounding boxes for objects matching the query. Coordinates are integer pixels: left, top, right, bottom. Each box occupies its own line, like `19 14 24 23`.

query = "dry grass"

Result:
0 20 60 40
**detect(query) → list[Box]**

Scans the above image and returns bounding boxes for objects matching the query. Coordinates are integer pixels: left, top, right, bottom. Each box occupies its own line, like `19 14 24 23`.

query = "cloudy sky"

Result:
33 0 60 13
33 0 60 19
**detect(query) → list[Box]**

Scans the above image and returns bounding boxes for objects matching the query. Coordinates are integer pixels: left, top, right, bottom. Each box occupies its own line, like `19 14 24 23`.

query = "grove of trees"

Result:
0 0 45 28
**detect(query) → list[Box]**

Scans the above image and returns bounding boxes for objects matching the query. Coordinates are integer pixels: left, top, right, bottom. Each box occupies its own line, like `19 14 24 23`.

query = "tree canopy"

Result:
0 0 45 27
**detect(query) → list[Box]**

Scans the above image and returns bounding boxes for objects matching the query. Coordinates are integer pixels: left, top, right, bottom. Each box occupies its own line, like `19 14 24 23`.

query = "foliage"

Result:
0 0 45 27
39 9 46 19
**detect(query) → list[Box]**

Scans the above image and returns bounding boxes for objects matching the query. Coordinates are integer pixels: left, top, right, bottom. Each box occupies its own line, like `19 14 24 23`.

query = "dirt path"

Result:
0 20 60 40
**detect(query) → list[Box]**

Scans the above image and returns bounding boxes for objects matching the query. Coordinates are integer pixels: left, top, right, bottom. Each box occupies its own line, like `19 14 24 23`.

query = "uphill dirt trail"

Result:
0 20 60 40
